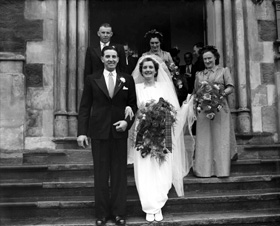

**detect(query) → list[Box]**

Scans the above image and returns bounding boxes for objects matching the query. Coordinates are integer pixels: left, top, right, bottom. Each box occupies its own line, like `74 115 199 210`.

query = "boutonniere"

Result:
118 77 126 87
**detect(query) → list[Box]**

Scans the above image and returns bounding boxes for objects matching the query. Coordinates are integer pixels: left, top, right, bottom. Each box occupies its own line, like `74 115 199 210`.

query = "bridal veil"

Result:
128 54 193 196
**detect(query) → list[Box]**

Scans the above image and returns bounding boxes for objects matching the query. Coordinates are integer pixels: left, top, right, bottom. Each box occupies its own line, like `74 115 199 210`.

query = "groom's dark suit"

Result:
78 68 137 219
84 43 126 80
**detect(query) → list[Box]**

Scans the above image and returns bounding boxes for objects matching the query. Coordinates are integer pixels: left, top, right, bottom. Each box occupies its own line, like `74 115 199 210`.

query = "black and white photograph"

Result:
0 0 280 225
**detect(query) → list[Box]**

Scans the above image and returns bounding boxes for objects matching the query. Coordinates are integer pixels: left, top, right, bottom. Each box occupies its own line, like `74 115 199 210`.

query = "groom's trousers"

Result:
91 137 128 218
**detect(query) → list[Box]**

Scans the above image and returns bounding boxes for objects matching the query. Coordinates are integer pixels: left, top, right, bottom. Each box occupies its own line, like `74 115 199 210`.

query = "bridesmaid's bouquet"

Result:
169 63 183 90
135 98 176 164
194 81 225 120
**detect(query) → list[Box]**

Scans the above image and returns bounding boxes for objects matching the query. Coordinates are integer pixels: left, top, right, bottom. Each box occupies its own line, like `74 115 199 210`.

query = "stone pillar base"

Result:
237 110 251 134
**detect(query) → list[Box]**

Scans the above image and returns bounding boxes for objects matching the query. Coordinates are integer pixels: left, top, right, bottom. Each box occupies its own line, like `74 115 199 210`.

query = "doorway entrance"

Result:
89 0 205 61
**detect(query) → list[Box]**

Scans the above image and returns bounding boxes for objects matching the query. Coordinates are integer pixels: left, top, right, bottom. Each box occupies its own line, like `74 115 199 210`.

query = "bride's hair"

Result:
139 57 159 78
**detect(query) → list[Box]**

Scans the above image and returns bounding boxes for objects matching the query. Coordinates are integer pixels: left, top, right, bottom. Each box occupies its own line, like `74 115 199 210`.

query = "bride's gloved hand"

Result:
125 106 134 120
183 94 192 105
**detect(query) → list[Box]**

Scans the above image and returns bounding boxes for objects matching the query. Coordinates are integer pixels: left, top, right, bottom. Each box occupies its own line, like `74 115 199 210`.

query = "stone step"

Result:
1 174 280 202
1 159 280 182
5 143 278 166
237 144 280 160
0 191 280 220
1 209 280 226
230 159 280 175
0 164 95 182
22 149 93 165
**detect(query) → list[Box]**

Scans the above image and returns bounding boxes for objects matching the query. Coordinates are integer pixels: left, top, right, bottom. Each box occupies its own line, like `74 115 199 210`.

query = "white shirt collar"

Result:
100 41 110 49
103 69 116 77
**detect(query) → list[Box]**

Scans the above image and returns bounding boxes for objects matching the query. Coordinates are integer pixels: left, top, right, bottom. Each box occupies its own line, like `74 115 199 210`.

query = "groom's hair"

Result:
139 57 159 78
101 46 119 57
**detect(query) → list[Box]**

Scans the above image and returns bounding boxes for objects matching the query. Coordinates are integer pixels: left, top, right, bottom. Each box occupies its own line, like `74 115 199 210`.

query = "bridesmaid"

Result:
193 45 237 178
142 29 174 70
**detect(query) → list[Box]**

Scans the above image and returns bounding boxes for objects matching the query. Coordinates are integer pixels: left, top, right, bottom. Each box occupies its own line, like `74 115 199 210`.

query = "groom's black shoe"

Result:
96 217 107 226
115 216 126 225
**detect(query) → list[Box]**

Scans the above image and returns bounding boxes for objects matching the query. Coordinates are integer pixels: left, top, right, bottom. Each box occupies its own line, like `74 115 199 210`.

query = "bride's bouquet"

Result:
135 98 176 164
194 81 225 120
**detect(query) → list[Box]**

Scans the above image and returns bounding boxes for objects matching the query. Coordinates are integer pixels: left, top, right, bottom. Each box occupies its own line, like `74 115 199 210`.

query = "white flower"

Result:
217 105 223 111
120 77 126 83
142 114 146 120
203 93 212 100
206 113 215 120
213 84 220 90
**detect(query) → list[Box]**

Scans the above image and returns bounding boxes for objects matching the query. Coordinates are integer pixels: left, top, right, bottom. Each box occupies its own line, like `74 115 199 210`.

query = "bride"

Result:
127 55 194 222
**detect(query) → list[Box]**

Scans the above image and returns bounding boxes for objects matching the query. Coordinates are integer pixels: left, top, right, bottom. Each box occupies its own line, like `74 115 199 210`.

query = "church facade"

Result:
0 0 279 164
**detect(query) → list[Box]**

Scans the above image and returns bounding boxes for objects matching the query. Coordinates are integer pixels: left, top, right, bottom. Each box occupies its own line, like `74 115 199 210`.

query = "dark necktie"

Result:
108 72 114 98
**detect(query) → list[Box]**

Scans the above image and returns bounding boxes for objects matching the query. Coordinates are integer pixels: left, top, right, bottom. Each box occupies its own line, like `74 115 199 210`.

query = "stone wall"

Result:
0 0 43 53
24 0 56 149
0 0 57 151
0 53 25 164
246 0 278 142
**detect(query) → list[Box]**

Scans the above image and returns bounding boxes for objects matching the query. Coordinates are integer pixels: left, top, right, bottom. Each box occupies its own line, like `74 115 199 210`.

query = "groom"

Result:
77 46 137 225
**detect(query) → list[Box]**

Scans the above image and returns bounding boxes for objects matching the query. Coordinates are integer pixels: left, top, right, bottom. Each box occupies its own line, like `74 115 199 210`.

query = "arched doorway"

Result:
89 0 206 60
54 0 252 140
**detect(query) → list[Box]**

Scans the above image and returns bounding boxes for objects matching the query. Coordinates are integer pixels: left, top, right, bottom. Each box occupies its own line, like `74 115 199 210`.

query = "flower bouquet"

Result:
194 81 225 120
135 97 176 164
169 63 184 90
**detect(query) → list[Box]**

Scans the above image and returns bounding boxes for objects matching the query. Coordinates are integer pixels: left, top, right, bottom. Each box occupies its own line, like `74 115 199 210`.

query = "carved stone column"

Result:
213 0 224 66
54 0 68 137
54 0 88 138
274 0 280 141
68 0 78 137
77 0 89 106
233 0 251 133
223 0 237 127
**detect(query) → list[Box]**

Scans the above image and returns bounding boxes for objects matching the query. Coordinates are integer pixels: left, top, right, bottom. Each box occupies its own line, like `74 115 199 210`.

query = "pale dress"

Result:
142 50 174 68
133 82 179 214
193 66 237 177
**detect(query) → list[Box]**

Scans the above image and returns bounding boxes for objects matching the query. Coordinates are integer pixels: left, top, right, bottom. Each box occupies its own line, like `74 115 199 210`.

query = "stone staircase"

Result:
0 143 280 225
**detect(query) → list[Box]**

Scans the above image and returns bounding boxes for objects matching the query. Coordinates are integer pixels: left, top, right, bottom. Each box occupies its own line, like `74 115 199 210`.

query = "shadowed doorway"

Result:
89 0 205 60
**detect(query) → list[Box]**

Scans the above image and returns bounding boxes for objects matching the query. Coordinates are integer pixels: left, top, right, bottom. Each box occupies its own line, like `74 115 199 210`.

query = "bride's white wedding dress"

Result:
133 82 175 213
128 55 194 215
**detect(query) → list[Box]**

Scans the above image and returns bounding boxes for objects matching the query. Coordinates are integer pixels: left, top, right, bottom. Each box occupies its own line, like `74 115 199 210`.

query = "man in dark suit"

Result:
123 43 137 75
193 42 205 73
180 52 195 94
77 46 137 226
84 23 126 81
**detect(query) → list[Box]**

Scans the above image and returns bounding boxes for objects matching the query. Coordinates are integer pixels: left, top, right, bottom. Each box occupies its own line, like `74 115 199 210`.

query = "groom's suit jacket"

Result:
84 43 126 81
78 70 137 139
